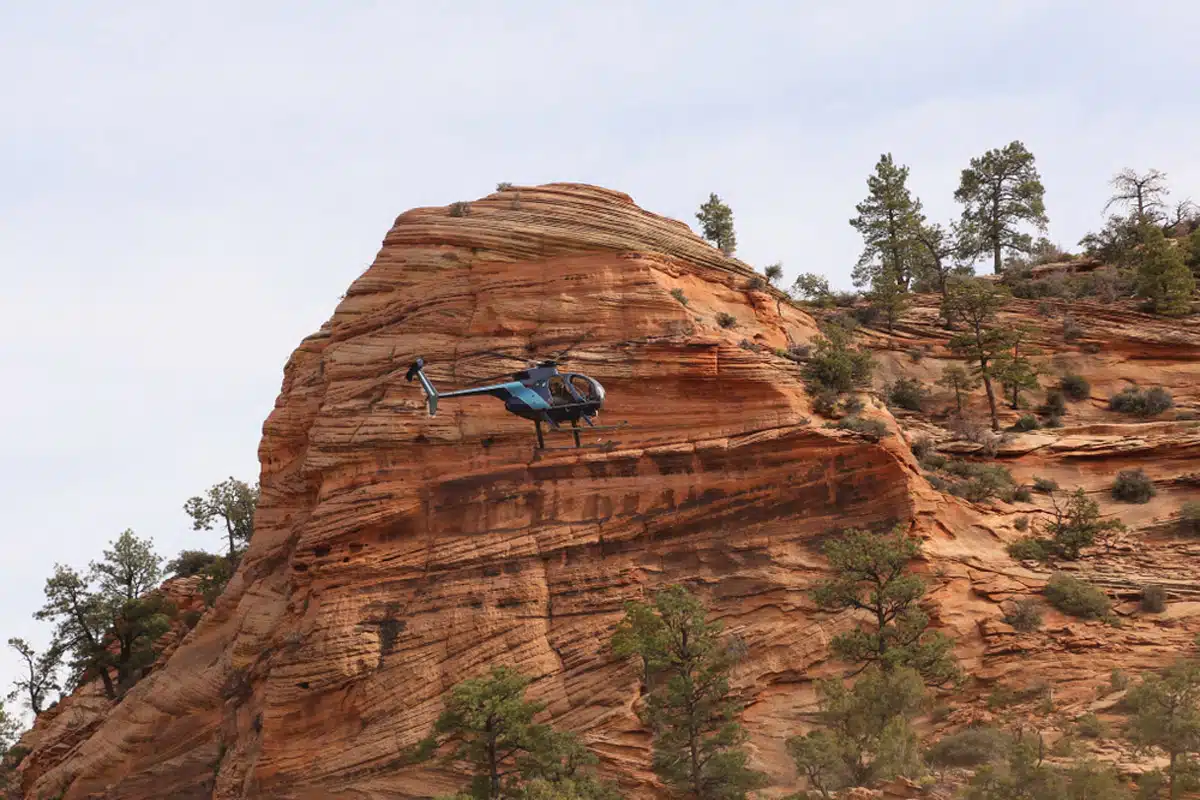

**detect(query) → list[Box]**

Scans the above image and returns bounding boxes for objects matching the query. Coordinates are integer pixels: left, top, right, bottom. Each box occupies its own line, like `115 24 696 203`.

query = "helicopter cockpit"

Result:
547 374 605 406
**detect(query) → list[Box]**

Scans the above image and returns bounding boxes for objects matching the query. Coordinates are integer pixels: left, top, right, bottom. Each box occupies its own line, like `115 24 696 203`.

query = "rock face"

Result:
15 184 1200 799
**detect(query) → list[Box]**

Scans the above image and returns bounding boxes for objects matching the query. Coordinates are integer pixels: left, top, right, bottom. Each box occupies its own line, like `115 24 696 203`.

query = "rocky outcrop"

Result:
15 185 1200 799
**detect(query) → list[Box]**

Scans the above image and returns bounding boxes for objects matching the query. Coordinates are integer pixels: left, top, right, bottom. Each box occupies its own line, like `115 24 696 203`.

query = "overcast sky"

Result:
2 1 1198 721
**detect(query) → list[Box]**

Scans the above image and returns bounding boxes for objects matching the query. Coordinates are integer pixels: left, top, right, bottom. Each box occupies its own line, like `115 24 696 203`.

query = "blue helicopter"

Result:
406 357 618 449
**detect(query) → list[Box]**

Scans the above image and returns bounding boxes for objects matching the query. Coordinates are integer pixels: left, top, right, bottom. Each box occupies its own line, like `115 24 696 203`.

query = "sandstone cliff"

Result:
12 184 1200 799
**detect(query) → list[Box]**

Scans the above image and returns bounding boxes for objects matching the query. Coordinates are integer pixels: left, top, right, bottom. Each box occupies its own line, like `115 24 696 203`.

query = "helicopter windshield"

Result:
569 374 605 402
547 376 574 406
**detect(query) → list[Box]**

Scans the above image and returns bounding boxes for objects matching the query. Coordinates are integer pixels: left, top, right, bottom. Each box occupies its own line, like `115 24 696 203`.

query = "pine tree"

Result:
1105 168 1170 224
811 528 958 686
1126 659 1200 799
913 222 969 297
416 665 616 800
1132 225 1195 317
937 364 979 415
0 700 19 753
763 263 784 286
184 478 259 561
790 666 926 792
944 278 1012 430
6 638 61 715
695 194 737 255
991 326 1040 410
611 585 766 799
955 141 1048 274
35 531 171 699
867 265 910 334
849 154 925 290
35 565 116 699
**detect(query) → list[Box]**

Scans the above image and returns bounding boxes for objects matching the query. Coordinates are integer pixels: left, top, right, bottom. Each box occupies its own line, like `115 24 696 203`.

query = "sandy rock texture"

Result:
12 185 1200 798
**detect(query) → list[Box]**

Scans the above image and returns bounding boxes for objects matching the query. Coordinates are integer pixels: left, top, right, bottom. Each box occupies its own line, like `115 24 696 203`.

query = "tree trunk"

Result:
955 388 963 414
981 367 999 431
1169 749 1177 799
993 242 1002 275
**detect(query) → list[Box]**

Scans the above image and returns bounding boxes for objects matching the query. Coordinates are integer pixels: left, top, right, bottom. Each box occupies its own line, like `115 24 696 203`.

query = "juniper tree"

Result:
1126 659 1200 799
811 527 958 686
937 364 979 415
415 665 616 800
1043 488 1125 559
611 585 766 799
1131 225 1195 317
6 638 61 715
696 194 737 255
955 141 1048 274
792 273 832 302
1105 168 1170 224
850 154 925 291
944 278 1011 430
184 477 259 561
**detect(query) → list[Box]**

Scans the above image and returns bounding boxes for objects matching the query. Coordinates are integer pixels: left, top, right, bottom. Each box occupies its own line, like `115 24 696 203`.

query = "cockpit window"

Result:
570 375 601 401
548 375 574 405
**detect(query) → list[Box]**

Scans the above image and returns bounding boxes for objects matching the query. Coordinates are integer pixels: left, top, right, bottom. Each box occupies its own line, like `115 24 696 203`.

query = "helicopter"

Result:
405 357 620 449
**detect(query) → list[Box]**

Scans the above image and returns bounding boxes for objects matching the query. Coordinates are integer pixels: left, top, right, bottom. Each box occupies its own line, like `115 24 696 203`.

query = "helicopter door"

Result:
547 375 574 406
569 374 602 402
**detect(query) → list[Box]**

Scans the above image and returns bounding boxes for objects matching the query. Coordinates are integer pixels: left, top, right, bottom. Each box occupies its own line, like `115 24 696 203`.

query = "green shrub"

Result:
1060 374 1091 401
1033 477 1059 494
1012 414 1040 432
910 437 935 460
1141 584 1167 613
182 609 204 629
166 549 220 577
1062 315 1085 342
802 330 874 394
1014 515 1030 532
1045 414 1063 428
1044 573 1111 619
812 389 839 417
925 725 1010 768
1039 391 1067 417
495 182 514 191
1108 385 1174 417
920 452 948 472
1007 537 1050 563
907 347 924 363
887 377 929 412
840 395 865 415
831 416 890 440
716 312 738 329
670 288 689 306
1111 469 1155 503
1012 486 1033 502
943 461 1016 502
448 201 471 217
1109 668 1129 693
1003 597 1044 631
1180 501 1200 534
1075 713 1110 739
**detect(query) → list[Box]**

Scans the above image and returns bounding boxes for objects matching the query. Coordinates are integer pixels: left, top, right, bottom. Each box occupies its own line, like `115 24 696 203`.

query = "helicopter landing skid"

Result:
535 419 629 450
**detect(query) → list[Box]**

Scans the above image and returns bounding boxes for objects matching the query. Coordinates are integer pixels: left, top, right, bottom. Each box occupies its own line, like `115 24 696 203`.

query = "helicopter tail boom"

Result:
405 358 439 416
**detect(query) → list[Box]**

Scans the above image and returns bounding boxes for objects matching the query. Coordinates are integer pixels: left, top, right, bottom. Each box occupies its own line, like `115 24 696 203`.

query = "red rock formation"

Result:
15 184 1200 799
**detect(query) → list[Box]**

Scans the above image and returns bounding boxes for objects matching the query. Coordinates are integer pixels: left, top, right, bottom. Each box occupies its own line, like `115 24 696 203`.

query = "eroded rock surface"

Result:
14 185 1200 799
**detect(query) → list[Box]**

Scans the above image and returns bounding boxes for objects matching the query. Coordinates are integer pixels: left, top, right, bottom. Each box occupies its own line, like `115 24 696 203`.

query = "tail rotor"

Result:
406 357 439 416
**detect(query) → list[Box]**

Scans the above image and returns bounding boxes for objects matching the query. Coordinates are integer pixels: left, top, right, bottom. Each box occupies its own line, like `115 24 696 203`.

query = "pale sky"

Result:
2 1 1198 721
